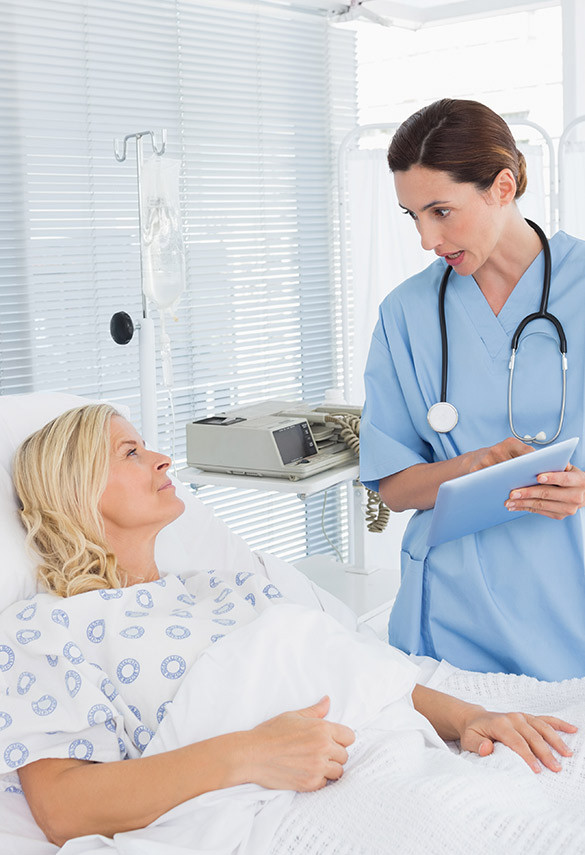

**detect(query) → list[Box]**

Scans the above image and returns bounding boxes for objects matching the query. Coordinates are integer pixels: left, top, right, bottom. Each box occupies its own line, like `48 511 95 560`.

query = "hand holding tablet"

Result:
427 437 580 547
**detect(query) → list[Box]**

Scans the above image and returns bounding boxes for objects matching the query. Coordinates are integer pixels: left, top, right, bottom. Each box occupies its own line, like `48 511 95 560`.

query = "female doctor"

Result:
360 99 585 682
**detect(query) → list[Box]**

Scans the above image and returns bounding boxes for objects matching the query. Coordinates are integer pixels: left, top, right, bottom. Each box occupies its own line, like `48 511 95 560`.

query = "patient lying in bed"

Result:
1 402 584 855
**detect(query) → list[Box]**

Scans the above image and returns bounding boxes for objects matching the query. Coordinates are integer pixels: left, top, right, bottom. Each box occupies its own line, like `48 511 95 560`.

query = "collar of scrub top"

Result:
426 219 568 445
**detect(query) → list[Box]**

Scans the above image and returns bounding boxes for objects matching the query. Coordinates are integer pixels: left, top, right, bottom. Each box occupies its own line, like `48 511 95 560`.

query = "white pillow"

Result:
0 392 98 608
0 392 261 612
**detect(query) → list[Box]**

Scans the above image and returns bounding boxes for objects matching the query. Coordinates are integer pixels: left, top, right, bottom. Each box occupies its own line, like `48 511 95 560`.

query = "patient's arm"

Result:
18 696 353 847
412 684 576 772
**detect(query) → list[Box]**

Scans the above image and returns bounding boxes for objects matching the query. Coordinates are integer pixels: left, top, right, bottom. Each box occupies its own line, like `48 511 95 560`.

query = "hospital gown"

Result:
360 230 585 681
0 568 284 784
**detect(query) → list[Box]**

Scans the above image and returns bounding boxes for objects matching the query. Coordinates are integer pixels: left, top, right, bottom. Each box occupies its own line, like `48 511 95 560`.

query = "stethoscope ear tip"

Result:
525 431 547 443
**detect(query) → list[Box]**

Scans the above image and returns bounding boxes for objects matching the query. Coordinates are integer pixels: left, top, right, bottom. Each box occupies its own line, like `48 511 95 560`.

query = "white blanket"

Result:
57 604 430 854
272 667 585 855
2 606 585 855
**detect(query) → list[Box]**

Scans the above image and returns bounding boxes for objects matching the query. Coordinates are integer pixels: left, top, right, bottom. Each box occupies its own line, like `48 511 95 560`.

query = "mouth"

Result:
440 250 465 267
157 480 175 492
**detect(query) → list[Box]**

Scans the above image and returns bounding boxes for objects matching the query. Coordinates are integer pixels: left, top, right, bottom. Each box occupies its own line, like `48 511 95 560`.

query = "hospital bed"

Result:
1 392 585 855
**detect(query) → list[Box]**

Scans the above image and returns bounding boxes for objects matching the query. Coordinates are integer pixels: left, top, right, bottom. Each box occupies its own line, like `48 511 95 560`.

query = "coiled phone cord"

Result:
324 414 390 533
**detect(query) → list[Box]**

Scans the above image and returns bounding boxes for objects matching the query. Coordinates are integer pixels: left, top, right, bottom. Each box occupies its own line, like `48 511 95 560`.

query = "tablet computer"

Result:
427 436 579 547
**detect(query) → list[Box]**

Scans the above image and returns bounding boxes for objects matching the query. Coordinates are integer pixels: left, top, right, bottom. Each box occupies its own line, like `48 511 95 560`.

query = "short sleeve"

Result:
360 302 434 492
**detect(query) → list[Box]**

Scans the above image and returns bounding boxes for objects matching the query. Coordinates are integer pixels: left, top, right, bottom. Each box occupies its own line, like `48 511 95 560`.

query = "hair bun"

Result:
515 149 527 199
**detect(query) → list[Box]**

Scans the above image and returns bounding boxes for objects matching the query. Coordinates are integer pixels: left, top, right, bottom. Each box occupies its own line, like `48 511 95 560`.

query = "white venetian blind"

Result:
0 0 357 561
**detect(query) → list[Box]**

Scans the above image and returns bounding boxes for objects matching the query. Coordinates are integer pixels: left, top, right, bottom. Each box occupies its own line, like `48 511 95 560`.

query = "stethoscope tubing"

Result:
438 263 450 405
434 219 567 444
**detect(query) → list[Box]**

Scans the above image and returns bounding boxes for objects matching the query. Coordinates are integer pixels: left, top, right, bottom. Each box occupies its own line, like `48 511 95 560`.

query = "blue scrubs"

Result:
360 231 585 681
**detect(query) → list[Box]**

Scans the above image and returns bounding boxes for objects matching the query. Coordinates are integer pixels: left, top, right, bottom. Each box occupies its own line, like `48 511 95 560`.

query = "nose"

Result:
153 451 171 471
418 219 443 252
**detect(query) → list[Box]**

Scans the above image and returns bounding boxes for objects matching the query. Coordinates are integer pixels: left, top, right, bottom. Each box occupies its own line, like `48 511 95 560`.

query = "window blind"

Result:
0 0 357 562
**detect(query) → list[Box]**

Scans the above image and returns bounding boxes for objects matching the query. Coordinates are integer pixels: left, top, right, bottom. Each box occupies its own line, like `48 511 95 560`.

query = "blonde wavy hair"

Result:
12 403 125 597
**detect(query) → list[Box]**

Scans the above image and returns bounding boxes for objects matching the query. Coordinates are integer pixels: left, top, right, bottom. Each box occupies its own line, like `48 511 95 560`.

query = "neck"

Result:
474 212 543 314
106 529 160 587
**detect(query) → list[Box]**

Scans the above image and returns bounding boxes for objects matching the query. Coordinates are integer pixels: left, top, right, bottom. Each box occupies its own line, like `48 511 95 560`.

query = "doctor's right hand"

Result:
241 695 355 792
467 436 534 474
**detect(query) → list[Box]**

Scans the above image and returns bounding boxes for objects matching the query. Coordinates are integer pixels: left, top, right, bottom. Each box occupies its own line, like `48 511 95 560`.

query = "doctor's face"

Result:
394 165 509 277
99 416 185 540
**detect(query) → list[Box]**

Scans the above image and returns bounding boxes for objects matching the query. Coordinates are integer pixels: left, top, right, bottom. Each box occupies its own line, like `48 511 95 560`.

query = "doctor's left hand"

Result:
459 708 577 773
505 463 585 520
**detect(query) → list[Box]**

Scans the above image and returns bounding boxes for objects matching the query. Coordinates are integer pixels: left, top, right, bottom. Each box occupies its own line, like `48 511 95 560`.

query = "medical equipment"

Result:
428 219 568 444
186 400 361 481
187 400 390 533
109 130 167 450
110 130 186 454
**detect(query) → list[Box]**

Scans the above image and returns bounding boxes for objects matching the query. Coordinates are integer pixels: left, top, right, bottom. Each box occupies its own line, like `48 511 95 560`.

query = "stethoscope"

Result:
427 219 568 445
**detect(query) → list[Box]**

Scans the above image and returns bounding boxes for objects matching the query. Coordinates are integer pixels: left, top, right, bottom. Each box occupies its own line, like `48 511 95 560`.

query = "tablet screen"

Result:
427 437 579 547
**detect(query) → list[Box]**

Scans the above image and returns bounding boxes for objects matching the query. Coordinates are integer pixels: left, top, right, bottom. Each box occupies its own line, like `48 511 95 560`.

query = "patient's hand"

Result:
242 695 355 792
459 708 577 773
412 685 577 774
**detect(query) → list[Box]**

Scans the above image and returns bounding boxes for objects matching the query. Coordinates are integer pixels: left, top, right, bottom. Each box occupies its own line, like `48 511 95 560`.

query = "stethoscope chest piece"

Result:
427 401 459 433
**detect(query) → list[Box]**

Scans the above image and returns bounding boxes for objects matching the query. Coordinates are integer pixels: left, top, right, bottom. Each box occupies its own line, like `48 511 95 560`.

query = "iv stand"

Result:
111 130 167 451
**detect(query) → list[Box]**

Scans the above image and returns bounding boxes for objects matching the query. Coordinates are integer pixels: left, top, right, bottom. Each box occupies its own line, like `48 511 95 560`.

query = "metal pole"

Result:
135 135 158 450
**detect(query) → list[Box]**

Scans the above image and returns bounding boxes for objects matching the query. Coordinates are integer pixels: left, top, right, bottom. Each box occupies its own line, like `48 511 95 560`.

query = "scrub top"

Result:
360 231 585 681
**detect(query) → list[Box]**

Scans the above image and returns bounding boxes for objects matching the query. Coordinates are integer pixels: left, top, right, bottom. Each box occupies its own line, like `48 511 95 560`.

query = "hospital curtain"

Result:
0 0 357 562
346 147 428 404
516 143 548 229
559 118 585 239
560 144 585 238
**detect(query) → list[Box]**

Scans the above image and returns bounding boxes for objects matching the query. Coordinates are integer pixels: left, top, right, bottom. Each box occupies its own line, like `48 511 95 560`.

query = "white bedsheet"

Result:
2 606 585 855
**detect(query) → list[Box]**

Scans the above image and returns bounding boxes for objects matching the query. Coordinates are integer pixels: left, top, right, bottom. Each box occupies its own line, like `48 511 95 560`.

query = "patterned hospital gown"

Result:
0 568 284 789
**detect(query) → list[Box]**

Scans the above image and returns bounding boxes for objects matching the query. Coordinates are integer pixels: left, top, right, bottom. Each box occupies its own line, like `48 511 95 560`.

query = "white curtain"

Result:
516 142 548 229
346 148 428 404
560 142 585 239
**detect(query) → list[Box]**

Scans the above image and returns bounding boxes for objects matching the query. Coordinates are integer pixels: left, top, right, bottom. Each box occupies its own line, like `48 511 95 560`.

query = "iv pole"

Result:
111 130 167 451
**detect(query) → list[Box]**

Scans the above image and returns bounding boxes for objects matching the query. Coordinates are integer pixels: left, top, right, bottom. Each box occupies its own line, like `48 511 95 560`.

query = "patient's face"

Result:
99 417 185 540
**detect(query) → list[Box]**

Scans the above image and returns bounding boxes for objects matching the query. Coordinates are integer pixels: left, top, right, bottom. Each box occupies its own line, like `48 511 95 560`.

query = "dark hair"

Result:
387 98 527 199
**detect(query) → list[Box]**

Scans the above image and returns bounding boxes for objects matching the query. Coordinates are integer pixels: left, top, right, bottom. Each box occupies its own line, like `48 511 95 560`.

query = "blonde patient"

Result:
8 404 576 847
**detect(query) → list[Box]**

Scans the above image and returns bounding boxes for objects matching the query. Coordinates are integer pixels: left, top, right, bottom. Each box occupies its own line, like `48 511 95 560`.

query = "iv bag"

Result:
140 155 186 311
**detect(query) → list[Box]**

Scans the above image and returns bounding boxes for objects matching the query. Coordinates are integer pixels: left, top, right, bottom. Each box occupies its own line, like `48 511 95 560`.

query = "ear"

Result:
490 168 517 206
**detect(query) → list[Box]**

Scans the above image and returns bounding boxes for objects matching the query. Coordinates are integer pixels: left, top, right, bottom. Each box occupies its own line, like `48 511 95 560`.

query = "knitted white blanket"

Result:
271 668 585 855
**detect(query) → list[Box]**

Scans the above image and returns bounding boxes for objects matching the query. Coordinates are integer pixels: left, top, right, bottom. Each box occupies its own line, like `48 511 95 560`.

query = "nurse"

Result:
360 98 585 682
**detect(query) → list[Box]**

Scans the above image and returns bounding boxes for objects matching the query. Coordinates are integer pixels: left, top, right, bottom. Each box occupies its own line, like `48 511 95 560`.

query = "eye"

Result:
433 208 450 218
401 209 417 221
126 447 137 458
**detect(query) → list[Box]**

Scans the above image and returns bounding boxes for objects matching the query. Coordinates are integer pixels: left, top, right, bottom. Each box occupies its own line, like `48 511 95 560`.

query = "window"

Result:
0 0 357 562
